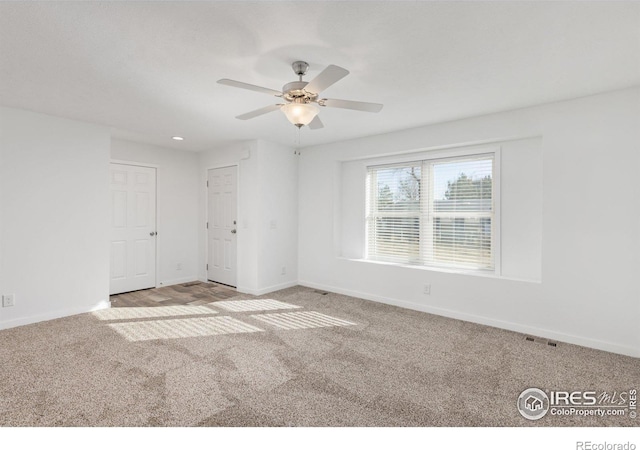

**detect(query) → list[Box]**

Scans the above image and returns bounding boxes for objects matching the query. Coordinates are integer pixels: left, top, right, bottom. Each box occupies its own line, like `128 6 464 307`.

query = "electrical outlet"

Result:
176 263 183 270
281 266 286 275
2 294 15 307
423 284 431 295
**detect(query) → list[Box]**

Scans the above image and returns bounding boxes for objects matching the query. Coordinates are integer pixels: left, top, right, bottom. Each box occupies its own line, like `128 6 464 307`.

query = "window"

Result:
366 153 496 271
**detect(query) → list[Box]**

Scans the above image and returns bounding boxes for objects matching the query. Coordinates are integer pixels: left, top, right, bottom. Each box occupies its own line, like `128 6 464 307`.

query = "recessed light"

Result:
172 136 184 141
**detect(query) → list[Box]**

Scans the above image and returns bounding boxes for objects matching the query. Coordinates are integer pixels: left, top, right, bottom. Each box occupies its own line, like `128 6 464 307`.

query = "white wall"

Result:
256 140 299 291
199 139 298 295
299 87 640 357
110 139 199 287
0 107 111 329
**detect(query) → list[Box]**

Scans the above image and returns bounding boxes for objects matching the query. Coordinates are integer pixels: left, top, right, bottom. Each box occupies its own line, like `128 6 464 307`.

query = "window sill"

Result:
338 257 541 284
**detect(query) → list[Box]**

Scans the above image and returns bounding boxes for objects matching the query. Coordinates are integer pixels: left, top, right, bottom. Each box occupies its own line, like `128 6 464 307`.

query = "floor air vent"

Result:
525 335 558 348
313 290 329 296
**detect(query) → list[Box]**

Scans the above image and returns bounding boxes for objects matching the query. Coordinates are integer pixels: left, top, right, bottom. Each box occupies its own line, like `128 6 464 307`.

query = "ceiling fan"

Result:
217 61 383 129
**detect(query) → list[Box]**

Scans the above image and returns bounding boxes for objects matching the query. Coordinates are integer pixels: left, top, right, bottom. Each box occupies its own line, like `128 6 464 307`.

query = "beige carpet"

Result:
0 285 637 427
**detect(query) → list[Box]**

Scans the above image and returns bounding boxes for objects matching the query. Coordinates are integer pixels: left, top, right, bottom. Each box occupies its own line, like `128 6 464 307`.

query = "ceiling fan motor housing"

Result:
282 81 318 103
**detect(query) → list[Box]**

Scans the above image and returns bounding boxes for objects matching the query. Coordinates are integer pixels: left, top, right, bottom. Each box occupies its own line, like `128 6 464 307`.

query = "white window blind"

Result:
366 154 495 271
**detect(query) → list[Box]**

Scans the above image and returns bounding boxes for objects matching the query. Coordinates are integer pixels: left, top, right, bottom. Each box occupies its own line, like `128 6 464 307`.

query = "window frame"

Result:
365 146 501 275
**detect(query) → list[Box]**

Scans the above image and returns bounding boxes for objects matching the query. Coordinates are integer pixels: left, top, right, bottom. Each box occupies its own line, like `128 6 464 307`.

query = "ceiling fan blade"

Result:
322 98 383 113
236 104 284 120
218 79 282 97
308 115 324 130
304 65 349 94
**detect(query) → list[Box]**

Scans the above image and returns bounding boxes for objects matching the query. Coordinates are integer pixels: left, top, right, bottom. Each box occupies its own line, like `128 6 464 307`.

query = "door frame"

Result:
205 164 240 287
110 159 160 289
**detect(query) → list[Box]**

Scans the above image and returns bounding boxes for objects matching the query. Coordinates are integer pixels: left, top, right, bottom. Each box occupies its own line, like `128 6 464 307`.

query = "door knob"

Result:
150 231 157 236
230 229 237 234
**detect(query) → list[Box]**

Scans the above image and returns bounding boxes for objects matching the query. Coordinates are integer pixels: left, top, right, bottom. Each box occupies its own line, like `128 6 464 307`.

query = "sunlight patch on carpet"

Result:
211 299 301 312
251 311 356 330
94 305 218 321
108 316 262 341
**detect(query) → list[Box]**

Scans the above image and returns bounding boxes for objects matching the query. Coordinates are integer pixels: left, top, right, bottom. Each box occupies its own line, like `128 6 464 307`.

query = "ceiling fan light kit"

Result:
218 60 383 129
281 101 319 128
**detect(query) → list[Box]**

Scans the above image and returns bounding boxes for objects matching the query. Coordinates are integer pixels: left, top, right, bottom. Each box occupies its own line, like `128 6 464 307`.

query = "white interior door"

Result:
110 163 157 295
207 166 237 287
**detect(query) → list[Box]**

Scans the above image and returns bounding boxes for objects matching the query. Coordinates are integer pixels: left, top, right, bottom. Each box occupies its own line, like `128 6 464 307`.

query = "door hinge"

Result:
206 222 208 229
206 180 209 187
206 264 209 270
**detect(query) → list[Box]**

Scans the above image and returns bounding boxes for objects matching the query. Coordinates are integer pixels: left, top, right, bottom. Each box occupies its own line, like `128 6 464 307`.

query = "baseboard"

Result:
237 281 298 296
298 280 639 358
0 300 111 331
157 276 199 288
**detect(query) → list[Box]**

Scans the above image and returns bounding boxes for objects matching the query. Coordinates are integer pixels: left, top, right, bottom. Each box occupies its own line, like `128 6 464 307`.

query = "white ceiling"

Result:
1 1 639 151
